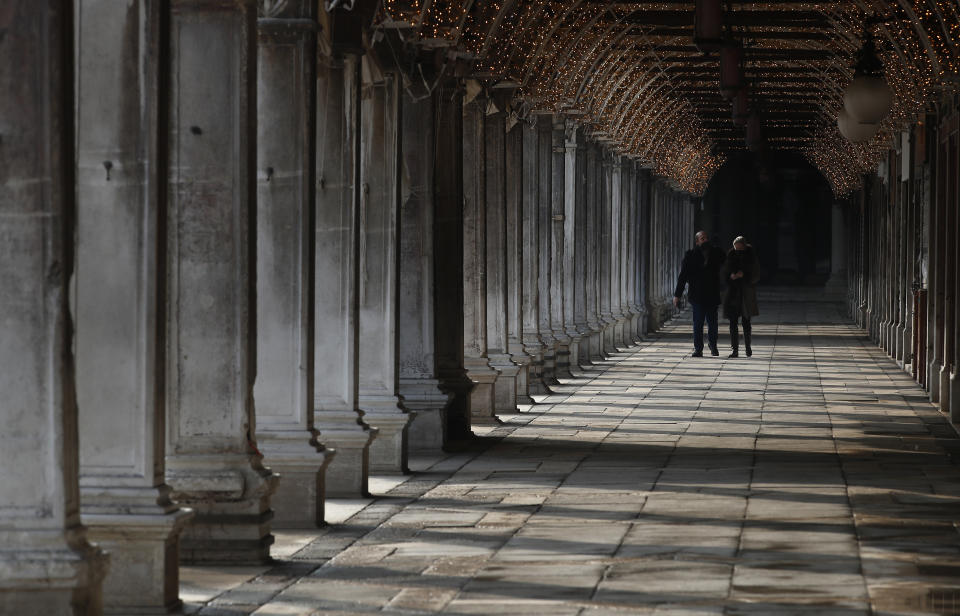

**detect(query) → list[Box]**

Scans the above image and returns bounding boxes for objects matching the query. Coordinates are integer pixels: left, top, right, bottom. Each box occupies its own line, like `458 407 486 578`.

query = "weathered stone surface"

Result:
357 70 411 473
398 88 451 452
182 296 960 615
75 0 193 608
314 54 377 497
165 0 278 564
0 2 107 612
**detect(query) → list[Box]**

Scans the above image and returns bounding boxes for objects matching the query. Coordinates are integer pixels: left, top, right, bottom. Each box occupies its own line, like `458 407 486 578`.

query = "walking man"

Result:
673 230 726 357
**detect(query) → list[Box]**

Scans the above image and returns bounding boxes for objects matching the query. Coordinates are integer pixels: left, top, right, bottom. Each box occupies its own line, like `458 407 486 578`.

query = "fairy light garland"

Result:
378 0 959 196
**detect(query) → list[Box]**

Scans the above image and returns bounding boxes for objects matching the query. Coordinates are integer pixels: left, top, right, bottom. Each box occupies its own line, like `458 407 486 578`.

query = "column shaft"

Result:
462 98 498 421
314 54 376 497
505 118 534 403
255 1 332 528
521 120 548 394
399 88 451 452
75 0 191 607
486 107 520 412
358 70 411 472
0 2 108 611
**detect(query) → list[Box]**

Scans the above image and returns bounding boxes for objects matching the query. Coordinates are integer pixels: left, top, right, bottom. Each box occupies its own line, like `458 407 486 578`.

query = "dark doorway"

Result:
698 151 834 285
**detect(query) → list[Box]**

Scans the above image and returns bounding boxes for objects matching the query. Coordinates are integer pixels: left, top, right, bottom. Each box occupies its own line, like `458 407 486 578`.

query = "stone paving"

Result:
182 296 960 615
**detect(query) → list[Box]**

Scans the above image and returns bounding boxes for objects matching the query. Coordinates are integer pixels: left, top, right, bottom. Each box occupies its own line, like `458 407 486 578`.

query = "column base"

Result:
257 434 335 529
315 417 377 498
950 372 960 424
940 365 952 413
465 357 499 423
490 353 520 412
84 508 194 614
588 330 604 361
603 323 617 355
401 379 451 453
167 455 279 565
364 404 412 474
930 360 942 402
0 533 108 616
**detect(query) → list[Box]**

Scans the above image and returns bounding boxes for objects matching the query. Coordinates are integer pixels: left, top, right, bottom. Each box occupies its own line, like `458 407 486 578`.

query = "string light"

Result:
378 0 959 196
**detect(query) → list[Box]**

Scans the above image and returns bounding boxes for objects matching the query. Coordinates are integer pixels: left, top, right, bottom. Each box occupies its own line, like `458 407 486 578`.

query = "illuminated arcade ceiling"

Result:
377 0 960 195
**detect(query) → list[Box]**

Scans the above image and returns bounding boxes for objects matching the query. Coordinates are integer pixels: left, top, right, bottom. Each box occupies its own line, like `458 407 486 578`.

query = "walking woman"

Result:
721 236 760 357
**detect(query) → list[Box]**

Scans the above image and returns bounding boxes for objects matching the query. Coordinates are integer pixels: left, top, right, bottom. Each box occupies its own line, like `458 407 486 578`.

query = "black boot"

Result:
729 321 739 358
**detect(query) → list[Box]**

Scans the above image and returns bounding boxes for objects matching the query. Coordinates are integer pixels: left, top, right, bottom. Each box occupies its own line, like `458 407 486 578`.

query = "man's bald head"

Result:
695 231 708 246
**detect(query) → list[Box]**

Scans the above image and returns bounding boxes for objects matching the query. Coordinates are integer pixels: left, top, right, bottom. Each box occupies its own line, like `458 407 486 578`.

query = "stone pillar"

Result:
75 0 191 608
610 157 626 348
358 70 411 473
620 164 637 347
940 154 956 412
537 115 559 381
600 154 616 353
463 97 499 422
521 120 548 395
0 2 109 612
315 54 376 497
550 116 574 378
485 105 520 413
506 116 534 403
562 121 583 368
637 171 650 338
255 0 333 529
399 86 450 452
165 0 279 564
433 84 474 441
574 133 592 366
586 142 604 360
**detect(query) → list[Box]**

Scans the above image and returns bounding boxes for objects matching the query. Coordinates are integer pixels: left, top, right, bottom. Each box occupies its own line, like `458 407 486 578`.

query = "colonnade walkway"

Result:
182 293 960 615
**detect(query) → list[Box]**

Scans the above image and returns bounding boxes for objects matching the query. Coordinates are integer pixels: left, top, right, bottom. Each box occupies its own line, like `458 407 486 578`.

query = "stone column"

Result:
463 97 499 422
621 162 638 345
165 0 279 564
550 116 574 378
255 0 333 529
562 121 583 368
586 142 604 360
358 70 411 472
399 86 451 452
433 84 474 441
609 157 624 348
506 115 534 403
636 170 650 338
314 54 376 497
574 133 592 366
600 153 616 353
0 2 108 611
486 104 521 412
75 0 191 608
521 120 548 395
537 115 559 381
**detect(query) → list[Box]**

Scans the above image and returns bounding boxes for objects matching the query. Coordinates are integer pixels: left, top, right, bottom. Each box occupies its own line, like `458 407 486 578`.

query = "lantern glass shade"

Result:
720 44 743 99
694 0 723 52
843 75 894 124
837 107 880 143
732 89 749 126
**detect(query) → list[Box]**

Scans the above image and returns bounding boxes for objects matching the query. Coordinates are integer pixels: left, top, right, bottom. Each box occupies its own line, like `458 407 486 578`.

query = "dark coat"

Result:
674 242 726 306
721 246 760 319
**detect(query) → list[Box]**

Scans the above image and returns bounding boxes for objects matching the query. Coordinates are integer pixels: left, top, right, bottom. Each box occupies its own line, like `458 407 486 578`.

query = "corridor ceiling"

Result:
377 1 960 195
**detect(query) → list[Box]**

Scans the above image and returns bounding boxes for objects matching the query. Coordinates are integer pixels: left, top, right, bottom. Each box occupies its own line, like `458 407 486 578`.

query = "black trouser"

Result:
729 314 752 351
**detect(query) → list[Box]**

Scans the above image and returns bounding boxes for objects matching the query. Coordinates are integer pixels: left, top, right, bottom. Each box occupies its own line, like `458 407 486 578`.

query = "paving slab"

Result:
182 296 960 615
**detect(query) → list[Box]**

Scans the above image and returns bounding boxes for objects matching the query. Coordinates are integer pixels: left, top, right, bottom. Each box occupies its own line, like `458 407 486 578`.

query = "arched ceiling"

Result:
376 0 960 195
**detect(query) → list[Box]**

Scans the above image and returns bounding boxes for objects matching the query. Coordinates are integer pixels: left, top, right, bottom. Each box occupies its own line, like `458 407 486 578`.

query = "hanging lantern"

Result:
694 0 723 53
719 42 744 100
844 75 894 124
837 107 880 143
732 88 749 126
842 25 893 124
